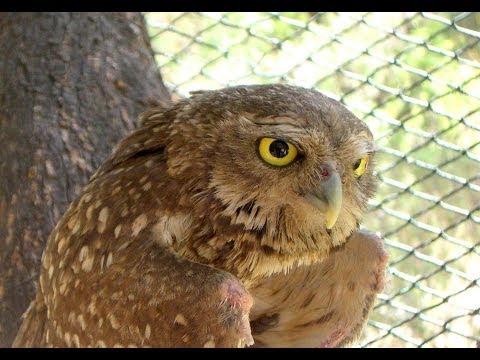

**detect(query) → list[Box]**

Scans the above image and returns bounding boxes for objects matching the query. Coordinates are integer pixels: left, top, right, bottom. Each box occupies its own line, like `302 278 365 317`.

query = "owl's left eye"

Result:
353 155 369 177
258 137 298 167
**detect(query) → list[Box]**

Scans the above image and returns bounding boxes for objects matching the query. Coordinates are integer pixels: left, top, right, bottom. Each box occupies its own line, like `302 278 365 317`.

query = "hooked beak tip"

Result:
325 208 339 230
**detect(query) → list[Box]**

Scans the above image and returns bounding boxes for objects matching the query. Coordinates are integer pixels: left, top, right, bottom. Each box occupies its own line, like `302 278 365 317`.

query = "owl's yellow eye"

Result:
258 137 298 167
353 155 369 177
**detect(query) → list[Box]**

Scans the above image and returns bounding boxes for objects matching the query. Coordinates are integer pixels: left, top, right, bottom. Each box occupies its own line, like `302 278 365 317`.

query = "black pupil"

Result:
353 159 361 169
269 140 289 158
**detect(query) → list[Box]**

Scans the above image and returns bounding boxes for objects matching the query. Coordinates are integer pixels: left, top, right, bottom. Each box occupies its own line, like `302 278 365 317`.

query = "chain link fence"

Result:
143 12 480 348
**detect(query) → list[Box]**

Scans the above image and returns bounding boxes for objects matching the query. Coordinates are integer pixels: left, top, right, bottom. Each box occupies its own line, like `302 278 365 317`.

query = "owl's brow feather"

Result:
241 114 307 128
240 116 308 139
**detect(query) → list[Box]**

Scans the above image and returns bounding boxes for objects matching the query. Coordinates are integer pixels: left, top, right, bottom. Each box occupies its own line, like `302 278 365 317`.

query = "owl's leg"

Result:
249 230 388 347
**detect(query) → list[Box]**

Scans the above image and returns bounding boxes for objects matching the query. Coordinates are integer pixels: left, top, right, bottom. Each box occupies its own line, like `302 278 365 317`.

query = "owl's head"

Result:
132 84 376 280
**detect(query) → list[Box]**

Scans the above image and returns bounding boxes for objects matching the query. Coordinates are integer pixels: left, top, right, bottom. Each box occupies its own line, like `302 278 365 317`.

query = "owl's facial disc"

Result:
303 164 343 229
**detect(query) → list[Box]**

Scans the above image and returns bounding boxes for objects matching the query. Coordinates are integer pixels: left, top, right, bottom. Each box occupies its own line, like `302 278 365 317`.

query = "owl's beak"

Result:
304 170 343 230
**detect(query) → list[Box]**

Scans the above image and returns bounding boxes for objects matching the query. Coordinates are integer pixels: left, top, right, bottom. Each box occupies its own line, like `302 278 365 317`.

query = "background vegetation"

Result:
144 12 480 347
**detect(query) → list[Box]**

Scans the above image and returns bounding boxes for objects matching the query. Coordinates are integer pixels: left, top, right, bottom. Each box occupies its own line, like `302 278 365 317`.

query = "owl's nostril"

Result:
320 164 334 179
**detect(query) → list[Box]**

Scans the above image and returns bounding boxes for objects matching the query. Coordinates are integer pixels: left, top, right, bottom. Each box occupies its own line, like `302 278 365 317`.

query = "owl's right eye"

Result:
258 137 298 167
353 155 369 177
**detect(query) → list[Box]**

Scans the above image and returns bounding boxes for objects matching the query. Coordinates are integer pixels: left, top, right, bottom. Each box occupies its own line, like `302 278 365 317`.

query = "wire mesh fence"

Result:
143 12 480 348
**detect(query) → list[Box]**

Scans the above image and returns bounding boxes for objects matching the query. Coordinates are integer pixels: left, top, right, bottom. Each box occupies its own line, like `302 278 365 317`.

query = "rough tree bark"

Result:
0 12 170 347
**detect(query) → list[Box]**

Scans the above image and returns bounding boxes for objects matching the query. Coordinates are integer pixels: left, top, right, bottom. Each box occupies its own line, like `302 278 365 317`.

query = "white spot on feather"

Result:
131 214 148 237
67 215 77 230
64 332 71 347
79 246 89 262
77 314 86 330
81 255 94 272
72 222 81 234
114 224 122 238
88 302 96 315
174 314 188 326
86 205 94 220
73 334 80 347
97 207 109 233
57 237 66 253
106 253 113 268
108 314 120 330
48 266 54 279
203 339 215 348
151 214 192 246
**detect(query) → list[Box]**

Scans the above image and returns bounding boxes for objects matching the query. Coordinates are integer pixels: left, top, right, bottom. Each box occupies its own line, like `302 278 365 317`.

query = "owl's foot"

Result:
325 230 389 347
219 278 255 347
369 237 389 293
343 230 389 293
249 230 389 347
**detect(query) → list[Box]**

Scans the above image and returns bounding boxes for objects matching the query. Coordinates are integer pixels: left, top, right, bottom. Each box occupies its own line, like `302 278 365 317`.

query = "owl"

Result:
13 84 388 348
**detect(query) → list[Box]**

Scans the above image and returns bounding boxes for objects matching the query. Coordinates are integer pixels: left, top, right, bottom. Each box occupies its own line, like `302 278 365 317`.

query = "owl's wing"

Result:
249 231 388 347
16 238 253 348
67 241 254 348
13 113 255 347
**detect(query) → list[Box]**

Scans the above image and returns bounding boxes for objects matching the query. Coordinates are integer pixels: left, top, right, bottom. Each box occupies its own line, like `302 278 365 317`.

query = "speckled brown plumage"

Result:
13 84 388 348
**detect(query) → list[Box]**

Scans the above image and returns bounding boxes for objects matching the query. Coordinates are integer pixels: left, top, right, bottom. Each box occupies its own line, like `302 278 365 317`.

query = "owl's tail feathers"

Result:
12 296 48 348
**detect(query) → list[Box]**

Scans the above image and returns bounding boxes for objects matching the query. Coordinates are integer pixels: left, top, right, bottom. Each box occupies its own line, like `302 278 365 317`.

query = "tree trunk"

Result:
0 12 170 347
